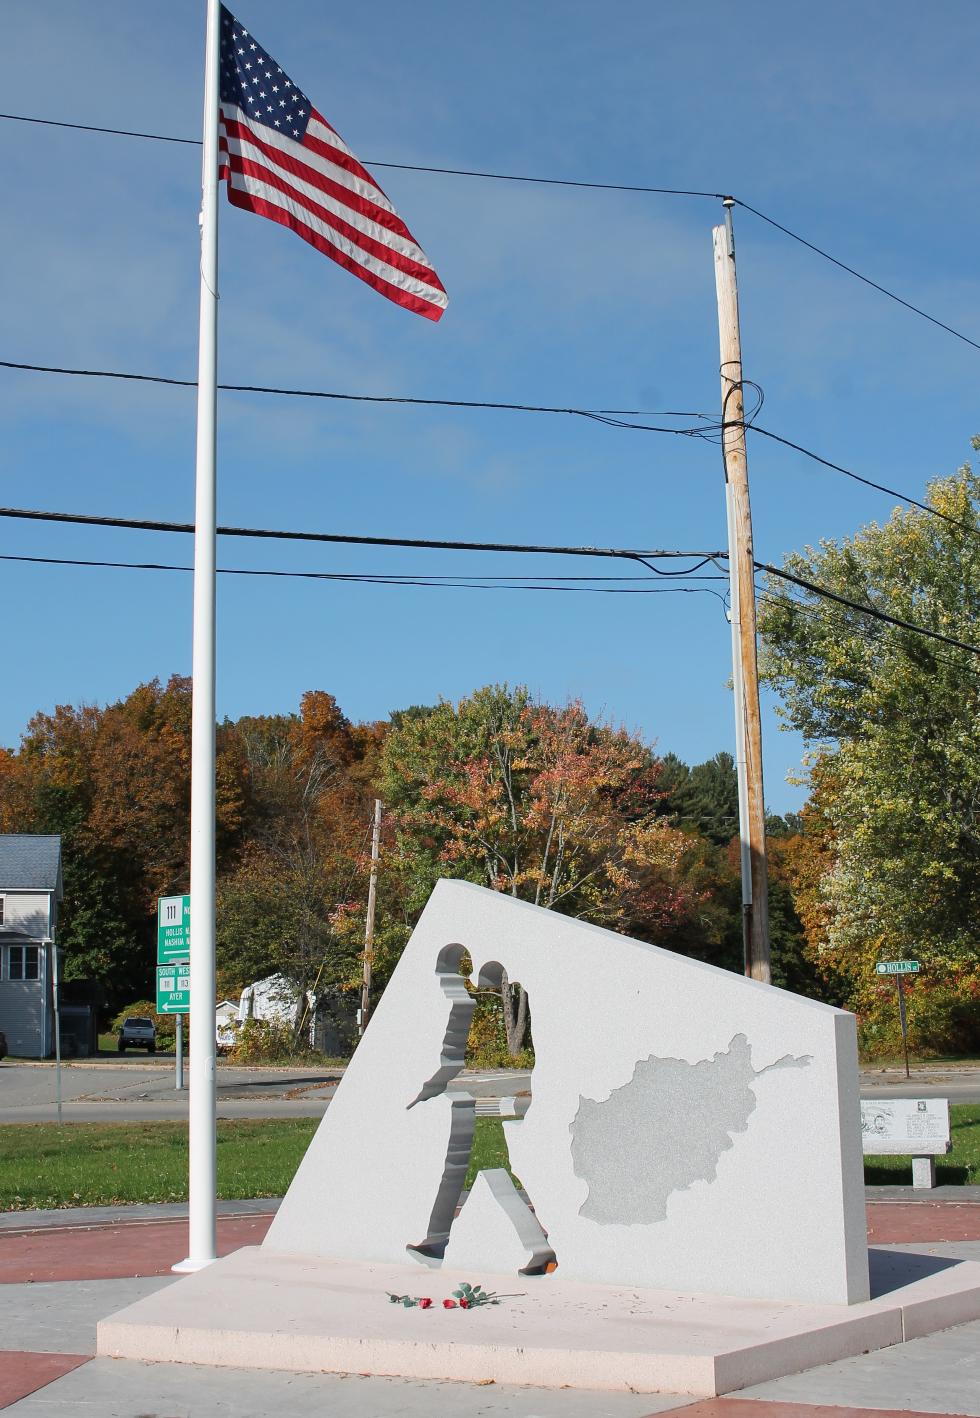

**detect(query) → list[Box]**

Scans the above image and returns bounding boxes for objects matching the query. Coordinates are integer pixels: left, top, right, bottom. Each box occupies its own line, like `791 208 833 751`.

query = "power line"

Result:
4 500 978 657
7 546 974 651
733 200 980 356
7 356 977 553
5 355 978 552
0 358 719 438
0 551 726 597
0 112 725 199
755 559 980 658
0 112 201 146
3 110 977 354
757 584 980 685
751 425 980 544
0 504 721 569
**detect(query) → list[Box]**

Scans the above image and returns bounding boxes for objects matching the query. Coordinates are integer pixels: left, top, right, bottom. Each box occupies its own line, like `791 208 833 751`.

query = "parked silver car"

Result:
118 1016 156 1054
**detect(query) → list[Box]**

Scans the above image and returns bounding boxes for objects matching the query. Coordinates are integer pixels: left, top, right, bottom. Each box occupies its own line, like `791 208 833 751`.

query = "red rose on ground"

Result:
419 1298 432 1309
443 1299 456 1309
459 1298 471 1309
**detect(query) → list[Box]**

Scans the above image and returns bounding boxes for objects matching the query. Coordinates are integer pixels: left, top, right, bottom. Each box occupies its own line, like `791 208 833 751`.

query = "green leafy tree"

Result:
670 752 741 845
653 752 813 985
759 450 980 1052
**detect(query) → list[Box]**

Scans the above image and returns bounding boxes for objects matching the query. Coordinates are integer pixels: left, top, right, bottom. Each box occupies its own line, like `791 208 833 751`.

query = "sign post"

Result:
875 960 920 1079
48 937 62 1126
158 895 191 1091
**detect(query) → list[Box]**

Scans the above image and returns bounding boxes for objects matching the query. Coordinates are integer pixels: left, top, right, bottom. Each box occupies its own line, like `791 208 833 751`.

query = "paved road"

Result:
1 1060 978 1123
0 1062 530 1123
859 1067 980 1102
1 1061 978 1123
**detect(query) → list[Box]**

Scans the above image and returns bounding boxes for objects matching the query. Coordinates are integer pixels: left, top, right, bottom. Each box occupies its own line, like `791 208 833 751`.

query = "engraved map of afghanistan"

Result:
570 1033 812 1224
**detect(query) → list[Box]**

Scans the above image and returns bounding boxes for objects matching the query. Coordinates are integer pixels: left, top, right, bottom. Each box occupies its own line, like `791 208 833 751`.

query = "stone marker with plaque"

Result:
861 1097 951 1187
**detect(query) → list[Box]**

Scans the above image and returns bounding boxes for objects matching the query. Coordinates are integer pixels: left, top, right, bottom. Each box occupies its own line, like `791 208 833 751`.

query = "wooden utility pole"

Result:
359 799 383 1035
713 203 771 983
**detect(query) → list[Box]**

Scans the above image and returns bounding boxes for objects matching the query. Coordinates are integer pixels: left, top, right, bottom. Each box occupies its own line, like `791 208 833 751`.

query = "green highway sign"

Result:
157 894 190 964
876 960 920 975
156 962 190 1014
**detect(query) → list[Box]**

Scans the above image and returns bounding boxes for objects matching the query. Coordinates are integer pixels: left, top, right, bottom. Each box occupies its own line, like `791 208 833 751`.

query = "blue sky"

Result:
3 1 979 812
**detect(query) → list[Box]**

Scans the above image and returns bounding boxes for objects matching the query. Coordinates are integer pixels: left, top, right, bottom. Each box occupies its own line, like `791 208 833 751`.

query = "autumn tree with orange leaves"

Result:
0 677 247 1002
0 675 812 1043
215 691 381 1022
381 685 711 1054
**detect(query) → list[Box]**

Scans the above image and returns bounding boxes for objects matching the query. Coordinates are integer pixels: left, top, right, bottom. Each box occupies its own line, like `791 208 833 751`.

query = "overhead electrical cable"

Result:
0 359 719 438
0 113 725 198
755 560 980 658
8 358 977 548
2 111 976 352
0 112 201 146
0 503 718 568
756 585 980 686
750 426 980 543
0 552 727 597
732 200 980 356
3 501 979 657
5 360 978 550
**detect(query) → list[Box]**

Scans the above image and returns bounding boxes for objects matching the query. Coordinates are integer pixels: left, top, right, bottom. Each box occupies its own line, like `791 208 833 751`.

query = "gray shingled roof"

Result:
0 835 63 892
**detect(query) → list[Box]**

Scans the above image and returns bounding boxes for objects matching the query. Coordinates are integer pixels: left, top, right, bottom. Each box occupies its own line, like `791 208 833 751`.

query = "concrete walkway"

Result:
1 1196 979 1415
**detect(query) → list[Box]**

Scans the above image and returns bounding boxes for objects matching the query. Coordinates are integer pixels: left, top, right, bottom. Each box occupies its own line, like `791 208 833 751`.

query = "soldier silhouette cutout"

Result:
405 946 555 1274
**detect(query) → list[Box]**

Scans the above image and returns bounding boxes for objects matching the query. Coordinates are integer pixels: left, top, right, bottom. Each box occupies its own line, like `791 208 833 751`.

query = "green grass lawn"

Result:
0 1119 317 1210
864 1105 979 1185
0 1117 510 1210
0 1111 977 1211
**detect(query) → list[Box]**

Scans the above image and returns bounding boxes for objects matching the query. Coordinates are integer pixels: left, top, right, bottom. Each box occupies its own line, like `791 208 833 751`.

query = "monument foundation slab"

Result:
97 1245 980 1397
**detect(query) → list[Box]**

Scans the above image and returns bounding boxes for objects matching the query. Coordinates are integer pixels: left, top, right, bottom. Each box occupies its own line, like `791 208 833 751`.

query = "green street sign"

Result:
157 894 190 964
156 962 190 1014
876 960 920 975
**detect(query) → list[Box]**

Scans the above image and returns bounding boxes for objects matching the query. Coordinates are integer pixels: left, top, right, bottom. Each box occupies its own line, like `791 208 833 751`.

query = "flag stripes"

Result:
222 170 449 318
221 113 438 277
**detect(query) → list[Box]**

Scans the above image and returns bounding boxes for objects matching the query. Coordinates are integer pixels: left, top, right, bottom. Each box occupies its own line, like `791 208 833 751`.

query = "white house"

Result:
0 835 63 1058
215 999 239 1052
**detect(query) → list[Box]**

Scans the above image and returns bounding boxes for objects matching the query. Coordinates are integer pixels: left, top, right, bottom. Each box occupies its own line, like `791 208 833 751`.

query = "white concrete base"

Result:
912 1156 937 1189
171 1256 218 1274
97 1245 980 1396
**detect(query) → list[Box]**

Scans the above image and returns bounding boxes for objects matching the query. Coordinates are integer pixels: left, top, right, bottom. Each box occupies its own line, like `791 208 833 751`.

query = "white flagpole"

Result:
175 0 221 1273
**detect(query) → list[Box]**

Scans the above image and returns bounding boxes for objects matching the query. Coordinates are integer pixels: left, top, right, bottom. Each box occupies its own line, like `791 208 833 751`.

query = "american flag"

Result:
217 6 448 322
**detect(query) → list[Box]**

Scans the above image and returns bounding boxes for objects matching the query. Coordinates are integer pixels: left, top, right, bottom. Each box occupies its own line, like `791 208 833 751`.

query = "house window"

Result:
0 896 4 926
8 946 40 981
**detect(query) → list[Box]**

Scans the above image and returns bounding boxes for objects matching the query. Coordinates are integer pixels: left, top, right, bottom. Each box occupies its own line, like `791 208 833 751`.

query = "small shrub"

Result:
228 1017 325 1065
465 994 534 1069
468 1043 536 1069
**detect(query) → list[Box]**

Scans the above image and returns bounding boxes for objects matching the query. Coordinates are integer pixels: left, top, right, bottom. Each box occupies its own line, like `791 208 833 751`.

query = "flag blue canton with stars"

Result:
219 6 312 143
